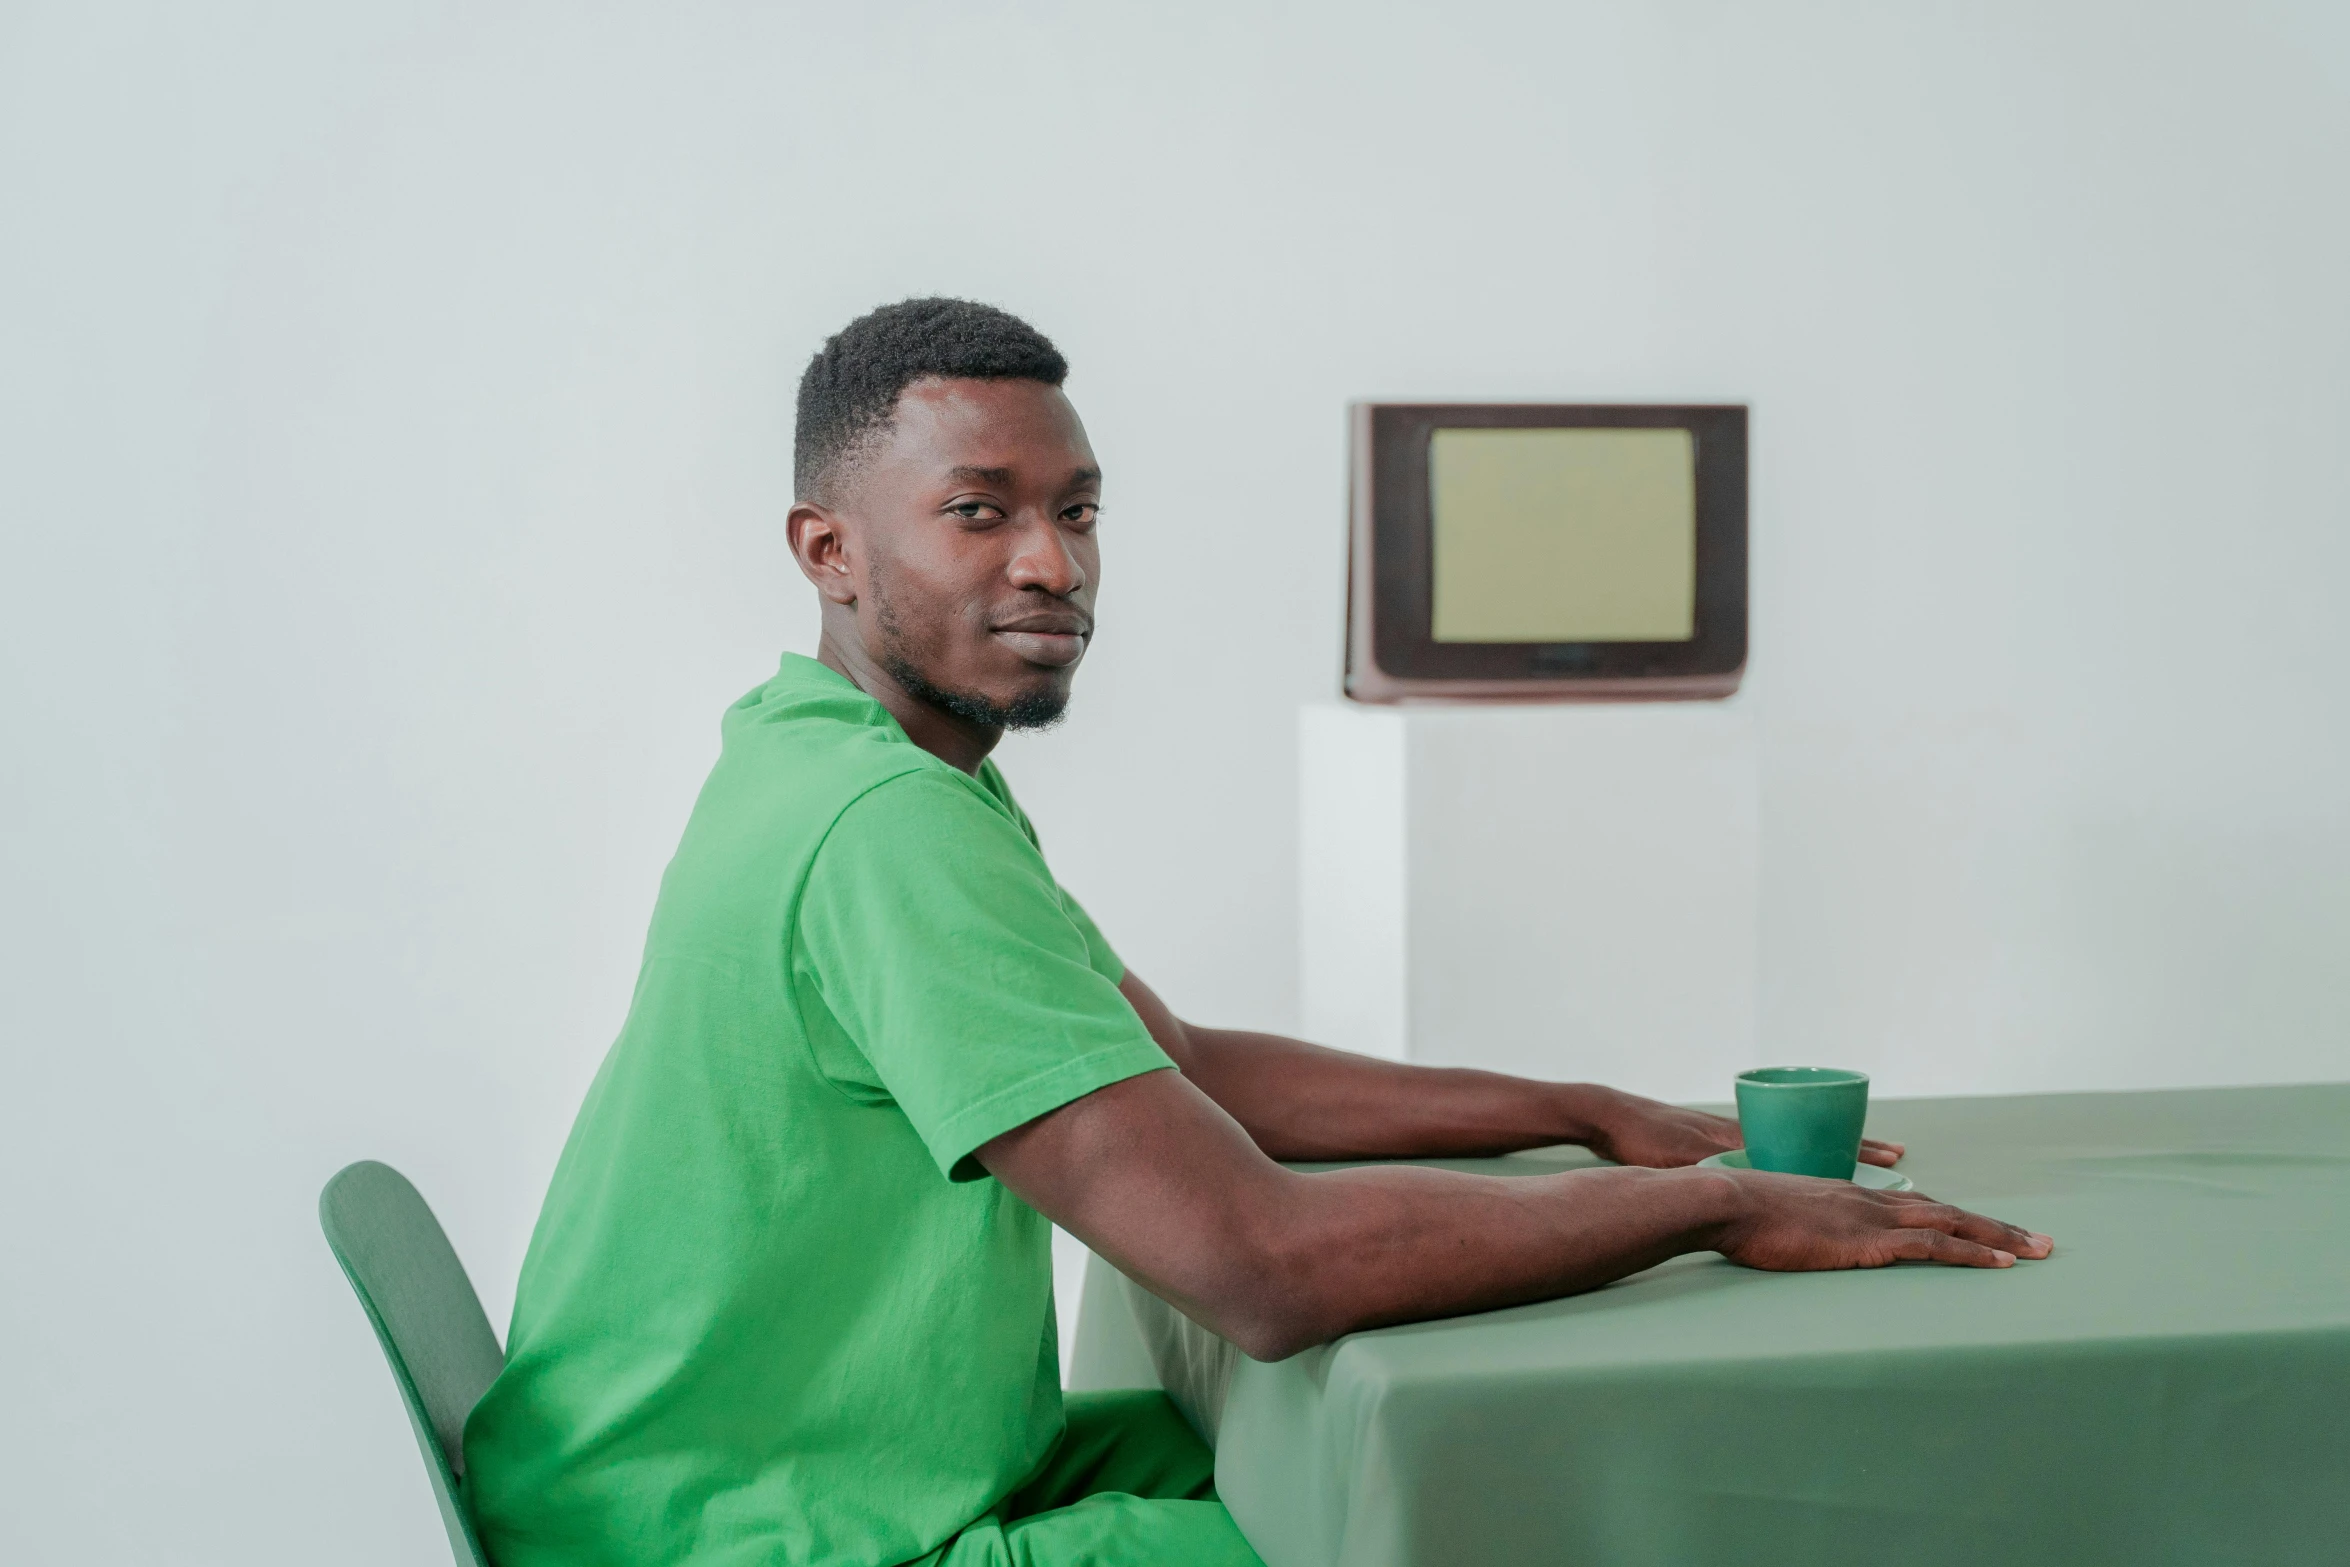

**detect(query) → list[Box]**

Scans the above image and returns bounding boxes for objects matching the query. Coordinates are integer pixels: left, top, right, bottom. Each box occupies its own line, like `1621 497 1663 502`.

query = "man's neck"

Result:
815 627 1000 776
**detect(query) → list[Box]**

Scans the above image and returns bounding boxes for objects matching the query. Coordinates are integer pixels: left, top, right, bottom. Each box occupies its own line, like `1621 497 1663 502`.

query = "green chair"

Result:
320 1160 504 1567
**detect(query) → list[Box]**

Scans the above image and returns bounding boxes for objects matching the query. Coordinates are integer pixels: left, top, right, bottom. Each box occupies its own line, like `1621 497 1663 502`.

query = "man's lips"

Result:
990 615 1091 669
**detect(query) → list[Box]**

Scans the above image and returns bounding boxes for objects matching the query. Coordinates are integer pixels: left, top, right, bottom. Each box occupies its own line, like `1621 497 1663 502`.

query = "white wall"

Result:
4 3 2346 1561
1301 701 1761 1100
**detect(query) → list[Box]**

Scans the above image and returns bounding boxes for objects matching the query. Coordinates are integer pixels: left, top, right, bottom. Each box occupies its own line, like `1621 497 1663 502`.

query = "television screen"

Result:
1428 427 1697 644
1345 403 1745 702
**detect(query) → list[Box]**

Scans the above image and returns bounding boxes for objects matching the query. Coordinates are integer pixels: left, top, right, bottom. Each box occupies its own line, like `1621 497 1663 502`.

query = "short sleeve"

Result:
794 769 1171 1180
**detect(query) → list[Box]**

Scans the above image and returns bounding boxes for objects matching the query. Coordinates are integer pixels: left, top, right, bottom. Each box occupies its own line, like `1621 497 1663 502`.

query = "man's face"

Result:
832 377 1101 729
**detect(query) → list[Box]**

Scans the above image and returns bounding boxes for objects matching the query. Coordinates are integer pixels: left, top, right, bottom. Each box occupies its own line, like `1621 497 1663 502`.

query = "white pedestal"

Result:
1298 701 1758 1102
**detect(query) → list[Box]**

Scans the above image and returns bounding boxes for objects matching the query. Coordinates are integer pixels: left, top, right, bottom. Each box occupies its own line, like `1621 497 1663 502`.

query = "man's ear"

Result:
786 502 859 607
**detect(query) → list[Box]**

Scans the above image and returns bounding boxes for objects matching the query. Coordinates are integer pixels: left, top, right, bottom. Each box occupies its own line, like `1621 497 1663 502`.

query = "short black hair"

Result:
794 297 1068 502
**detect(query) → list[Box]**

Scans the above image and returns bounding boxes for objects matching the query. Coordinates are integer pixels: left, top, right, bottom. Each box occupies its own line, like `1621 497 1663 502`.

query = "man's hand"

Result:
1571 1085 1909 1171
1715 1169 2053 1269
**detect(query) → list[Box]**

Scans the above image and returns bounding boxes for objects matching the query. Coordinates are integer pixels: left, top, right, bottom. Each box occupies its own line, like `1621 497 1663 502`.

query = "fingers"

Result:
1886 1228 2014 1268
1858 1139 1906 1167
1894 1199 2055 1259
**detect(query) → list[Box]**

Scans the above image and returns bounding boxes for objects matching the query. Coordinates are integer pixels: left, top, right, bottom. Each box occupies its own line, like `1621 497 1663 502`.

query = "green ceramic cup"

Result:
1734 1067 1870 1179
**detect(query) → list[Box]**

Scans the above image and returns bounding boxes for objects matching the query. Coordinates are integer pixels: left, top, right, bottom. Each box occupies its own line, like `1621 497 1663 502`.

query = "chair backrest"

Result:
319 1160 505 1567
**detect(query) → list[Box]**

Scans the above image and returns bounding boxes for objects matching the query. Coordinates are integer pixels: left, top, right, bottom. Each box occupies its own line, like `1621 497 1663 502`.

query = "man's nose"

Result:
1006 519 1086 597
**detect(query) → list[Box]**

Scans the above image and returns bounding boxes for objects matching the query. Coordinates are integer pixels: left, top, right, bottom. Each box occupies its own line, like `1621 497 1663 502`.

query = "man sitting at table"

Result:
461 298 2052 1567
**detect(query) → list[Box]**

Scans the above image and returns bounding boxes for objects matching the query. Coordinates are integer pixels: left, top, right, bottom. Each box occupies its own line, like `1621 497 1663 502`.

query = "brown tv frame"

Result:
1344 402 1748 704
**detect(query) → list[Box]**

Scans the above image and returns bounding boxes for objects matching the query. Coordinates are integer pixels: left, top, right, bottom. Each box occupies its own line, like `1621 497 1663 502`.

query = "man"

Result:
463 298 2051 1567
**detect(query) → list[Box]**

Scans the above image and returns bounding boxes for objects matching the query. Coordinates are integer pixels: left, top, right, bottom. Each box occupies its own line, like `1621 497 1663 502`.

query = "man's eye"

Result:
949 501 1005 522
1062 503 1100 528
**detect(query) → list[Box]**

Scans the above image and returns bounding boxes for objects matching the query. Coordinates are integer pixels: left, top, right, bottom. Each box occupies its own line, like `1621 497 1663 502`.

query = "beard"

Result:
882 648 1069 732
871 572 1071 733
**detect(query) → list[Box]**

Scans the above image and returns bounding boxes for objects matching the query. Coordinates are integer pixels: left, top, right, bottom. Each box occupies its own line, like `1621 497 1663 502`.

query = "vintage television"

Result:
1344 403 1747 702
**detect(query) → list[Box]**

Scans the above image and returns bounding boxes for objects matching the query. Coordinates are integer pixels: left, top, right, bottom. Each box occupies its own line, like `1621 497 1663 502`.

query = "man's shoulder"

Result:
715 656 928 795
648 663 930 900
682 661 1038 887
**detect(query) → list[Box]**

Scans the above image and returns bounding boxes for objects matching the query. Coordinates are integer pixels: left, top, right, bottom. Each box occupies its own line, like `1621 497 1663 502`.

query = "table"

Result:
1070 1086 2350 1567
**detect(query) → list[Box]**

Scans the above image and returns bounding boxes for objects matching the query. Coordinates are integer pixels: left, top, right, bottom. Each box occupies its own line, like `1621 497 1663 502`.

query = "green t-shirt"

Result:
462 653 1174 1567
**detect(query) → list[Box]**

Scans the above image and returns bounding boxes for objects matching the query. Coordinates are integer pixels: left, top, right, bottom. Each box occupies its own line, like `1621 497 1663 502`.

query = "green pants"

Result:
933 1390 1265 1567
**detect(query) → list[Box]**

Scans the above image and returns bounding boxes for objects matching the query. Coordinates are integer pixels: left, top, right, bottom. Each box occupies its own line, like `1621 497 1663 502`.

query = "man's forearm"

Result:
1114 969 1862 1171
1183 1023 1611 1161
1246 1161 1739 1356
981 1065 1742 1360
1116 969 1609 1160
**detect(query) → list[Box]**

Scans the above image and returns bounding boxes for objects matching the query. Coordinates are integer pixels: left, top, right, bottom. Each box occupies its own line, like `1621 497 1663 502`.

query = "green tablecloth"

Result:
1083 1085 2350 1567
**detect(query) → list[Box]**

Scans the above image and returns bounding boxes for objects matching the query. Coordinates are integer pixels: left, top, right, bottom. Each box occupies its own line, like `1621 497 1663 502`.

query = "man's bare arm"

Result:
1117 970 1905 1170
977 1068 2050 1362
